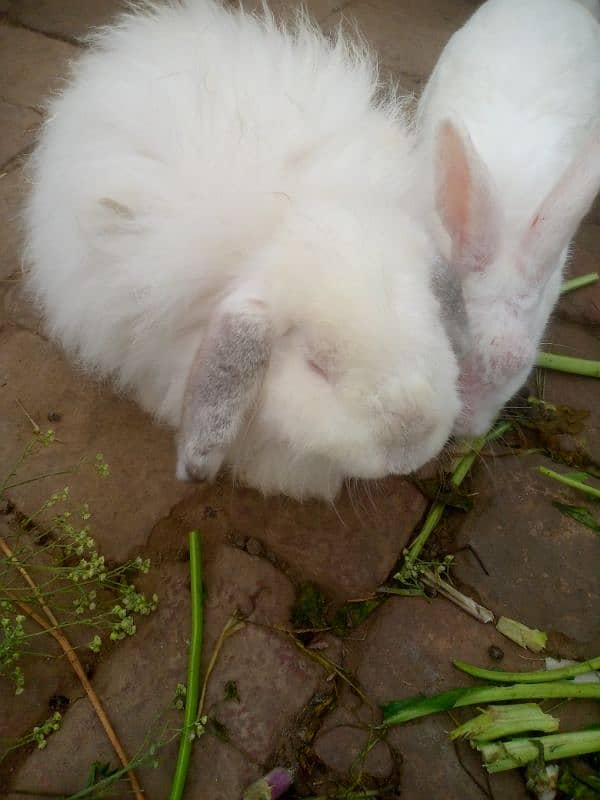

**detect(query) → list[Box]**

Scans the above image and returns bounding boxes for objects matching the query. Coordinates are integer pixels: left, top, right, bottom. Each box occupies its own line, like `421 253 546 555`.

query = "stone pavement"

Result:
0 1 598 798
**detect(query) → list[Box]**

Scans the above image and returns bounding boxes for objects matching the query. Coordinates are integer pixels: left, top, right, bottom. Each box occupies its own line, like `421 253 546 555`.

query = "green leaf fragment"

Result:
381 682 600 727
496 616 547 653
553 502 600 533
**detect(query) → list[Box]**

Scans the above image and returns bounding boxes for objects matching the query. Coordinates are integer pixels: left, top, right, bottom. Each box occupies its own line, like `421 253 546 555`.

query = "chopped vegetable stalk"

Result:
450 704 558 743
561 272 599 294
496 616 547 652
396 421 511 579
536 352 600 378
381 683 600 727
420 569 494 624
454 655 600 684
538 466 600 500
477 728 600 773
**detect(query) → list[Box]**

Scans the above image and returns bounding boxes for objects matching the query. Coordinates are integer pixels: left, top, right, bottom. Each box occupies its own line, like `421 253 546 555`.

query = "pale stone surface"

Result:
453 452 600 646
0 167 26 281
0 101 40 169
156 477 426 600
7 0 125 40
0 328 189 563
0 23 75 110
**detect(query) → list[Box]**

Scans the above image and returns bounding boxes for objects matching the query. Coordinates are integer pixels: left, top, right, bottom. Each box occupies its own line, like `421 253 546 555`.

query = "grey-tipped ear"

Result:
435 117 501 276
522 128 600 280
176 298 271 483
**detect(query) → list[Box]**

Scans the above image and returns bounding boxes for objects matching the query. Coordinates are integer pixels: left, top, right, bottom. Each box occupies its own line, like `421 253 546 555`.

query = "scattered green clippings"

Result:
477 727 600 773
83 761 120 790
539 465 600 500
449 704 558 743
558 762 600 799
381 683 600 727
553 502 600 534
395 421 511 582
561 272 599 294
526 759 560 800
496 616 547 653
290 583 329 630
454 655 600 684
536 352 600 378
168 530 204 800
331 597 383 634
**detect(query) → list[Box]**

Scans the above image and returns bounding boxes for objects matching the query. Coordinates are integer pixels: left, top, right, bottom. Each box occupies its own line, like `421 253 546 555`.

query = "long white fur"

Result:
24 0 460 500
416 0 600 436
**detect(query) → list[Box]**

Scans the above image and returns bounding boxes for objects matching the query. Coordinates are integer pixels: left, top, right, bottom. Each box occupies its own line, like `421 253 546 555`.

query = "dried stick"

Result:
0 535 144 800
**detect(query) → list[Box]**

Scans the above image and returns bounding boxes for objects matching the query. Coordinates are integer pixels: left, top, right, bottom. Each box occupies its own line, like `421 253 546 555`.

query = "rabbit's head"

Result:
432 119 600 436
177 203 460 499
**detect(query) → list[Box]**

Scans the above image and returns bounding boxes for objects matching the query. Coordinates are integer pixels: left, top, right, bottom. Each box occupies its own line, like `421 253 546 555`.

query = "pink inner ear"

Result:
438 121 472 253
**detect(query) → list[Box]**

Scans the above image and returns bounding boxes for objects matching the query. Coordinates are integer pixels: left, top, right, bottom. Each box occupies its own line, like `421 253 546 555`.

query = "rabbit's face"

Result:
430 119 600 438
212 209 459 498
178 205 460 499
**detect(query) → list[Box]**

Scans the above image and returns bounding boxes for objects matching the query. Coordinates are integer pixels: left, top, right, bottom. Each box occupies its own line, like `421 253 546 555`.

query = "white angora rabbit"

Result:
416 0 600 437
24 0 460 500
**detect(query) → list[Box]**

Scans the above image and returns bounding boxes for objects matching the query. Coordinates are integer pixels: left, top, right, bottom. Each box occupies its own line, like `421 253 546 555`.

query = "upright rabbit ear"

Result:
435 118 501 276
176 292 272 483
522 129 600 280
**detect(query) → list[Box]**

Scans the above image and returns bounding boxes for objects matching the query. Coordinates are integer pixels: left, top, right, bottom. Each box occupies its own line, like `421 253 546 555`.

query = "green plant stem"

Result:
478 728 600 773
561 272 599 294
454 655 600 683
396 421 511 578
538 466 600 500
536 352 600 378
381 682 600 727
169 530 203 800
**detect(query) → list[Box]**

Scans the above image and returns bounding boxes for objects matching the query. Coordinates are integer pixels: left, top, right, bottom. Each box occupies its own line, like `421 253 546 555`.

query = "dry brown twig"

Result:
0 535 144 800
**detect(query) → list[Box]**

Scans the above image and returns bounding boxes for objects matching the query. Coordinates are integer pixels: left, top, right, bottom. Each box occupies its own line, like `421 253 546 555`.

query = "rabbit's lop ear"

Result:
523 128 600 280
176 292 272 483
435 118 501 276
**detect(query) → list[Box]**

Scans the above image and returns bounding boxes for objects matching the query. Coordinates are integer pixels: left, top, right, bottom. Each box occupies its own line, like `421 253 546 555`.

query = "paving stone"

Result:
149 476 427 600
0 22 75 110
2 279 43 334
0 167 26 281
557 226 600 327
453 451 600 647
314 597 532 799
541 319 600 455
7 0 125 41
0 101 40 169
323 0 476 91
9 549 322 798
0 328 189 563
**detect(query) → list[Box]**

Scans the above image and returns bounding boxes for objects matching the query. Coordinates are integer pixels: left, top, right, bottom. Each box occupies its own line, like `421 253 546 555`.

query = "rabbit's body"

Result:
417 0 600 436
25 0 460 500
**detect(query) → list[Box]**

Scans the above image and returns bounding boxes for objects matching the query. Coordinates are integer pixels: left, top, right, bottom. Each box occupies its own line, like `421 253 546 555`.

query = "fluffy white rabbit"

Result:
24 0 460 501
416 0 600 437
